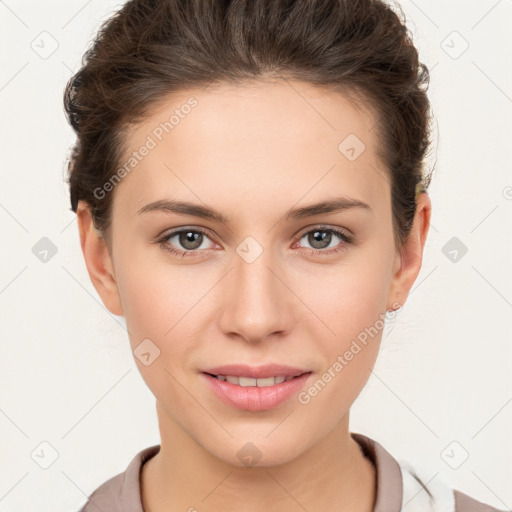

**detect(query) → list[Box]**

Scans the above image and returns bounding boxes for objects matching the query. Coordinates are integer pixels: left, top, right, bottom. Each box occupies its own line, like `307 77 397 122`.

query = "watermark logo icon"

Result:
338 134 366 161
441 441 469 469
134 338 161 366
31 441 59 469
30 31 59 59
441 31 469 60
237 442 263 467
442 236 468 263
32 237 58 263
236 236 264 264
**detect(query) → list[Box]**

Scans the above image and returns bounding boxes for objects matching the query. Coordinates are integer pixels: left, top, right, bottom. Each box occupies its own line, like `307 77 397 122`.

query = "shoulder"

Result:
399 459 508 512
78 471 125 512
77 444 160 512
351 432 508 512
452 488 509 512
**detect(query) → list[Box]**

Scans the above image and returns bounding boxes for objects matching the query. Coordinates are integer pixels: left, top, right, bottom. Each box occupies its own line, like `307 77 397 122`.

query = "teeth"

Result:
214 375 294 387
239 376 257 386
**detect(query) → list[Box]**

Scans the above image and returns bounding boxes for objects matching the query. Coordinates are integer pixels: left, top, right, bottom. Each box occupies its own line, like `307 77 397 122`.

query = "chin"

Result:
203 433 310 469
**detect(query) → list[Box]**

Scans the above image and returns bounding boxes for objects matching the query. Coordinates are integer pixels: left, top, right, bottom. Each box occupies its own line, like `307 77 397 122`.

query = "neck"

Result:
141 405 376 512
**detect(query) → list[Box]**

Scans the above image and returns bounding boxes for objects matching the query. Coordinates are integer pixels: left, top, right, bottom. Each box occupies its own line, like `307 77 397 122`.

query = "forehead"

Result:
127 79 378 151
114 79 387 215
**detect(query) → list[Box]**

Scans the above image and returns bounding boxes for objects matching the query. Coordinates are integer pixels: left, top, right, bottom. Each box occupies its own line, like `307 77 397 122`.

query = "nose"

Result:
217 238 295 345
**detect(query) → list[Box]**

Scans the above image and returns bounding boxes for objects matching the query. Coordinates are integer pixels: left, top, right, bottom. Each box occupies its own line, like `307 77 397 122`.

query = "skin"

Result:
76 79 431 512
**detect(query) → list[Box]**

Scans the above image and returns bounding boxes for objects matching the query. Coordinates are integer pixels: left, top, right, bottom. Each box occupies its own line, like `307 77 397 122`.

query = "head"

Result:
64 0 433 467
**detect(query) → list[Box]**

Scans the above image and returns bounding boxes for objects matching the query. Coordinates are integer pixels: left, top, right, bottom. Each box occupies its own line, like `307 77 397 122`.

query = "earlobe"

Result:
386 192 432 311
76 201 124 317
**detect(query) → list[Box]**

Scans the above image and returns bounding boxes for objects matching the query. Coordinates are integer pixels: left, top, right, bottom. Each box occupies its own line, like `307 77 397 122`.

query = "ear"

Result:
386 192 432 311
76 201 124 317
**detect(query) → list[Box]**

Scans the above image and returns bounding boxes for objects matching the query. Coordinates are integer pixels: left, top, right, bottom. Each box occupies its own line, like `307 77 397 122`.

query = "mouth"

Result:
200 370 313 411
202 372 310 387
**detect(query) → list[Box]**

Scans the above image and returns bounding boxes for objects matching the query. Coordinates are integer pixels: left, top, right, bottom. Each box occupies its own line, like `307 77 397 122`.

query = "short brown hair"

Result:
63 0 434 250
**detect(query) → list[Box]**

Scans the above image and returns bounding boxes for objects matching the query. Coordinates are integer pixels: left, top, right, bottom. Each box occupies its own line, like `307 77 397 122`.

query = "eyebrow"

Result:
137 196 371 224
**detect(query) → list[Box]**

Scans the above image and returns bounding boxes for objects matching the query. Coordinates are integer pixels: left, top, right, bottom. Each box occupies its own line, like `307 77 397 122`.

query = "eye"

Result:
157 227 216 258
157 225 353 258
294 225 353 256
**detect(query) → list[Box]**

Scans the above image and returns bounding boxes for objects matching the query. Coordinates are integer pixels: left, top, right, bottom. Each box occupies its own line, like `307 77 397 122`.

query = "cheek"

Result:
299 288 385 422
114 260 199 404
114 246 199 342
300 245 392 399
308 245 392 336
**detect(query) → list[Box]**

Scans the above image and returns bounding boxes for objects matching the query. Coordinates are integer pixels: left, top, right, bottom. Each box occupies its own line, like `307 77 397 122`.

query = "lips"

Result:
201 370 313 411
199 363 313 410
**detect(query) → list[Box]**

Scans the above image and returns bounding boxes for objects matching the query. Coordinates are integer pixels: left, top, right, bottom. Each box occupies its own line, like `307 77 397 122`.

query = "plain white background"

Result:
0 1 511 511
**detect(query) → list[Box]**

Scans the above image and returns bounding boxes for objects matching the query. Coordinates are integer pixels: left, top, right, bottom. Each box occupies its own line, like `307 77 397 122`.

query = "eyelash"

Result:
156 225 354 259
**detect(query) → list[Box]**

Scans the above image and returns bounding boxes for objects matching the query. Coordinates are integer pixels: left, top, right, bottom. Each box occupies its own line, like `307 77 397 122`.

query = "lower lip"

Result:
201 372 312 411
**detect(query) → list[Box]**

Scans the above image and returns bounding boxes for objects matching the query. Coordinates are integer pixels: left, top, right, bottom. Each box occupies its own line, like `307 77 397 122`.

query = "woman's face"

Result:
80 79 429 467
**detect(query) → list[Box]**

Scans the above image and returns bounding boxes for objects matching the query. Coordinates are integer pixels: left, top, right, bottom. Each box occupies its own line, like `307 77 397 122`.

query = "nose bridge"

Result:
219 234 291 341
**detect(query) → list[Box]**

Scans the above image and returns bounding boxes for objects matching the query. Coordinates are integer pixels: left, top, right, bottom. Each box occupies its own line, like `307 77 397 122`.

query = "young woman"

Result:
64 1 506 511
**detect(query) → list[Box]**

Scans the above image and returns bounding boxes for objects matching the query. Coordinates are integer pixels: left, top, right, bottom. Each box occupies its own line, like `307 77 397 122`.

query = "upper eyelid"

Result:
162 226 216 243
297 224 351 238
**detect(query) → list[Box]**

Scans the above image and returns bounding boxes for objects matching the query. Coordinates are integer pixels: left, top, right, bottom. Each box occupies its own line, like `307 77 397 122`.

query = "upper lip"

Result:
201 364 310 379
